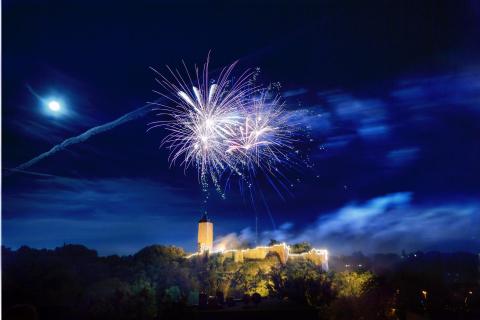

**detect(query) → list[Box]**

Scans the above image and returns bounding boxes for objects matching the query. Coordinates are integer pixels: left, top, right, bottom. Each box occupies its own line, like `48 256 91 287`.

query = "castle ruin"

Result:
191 213 328 270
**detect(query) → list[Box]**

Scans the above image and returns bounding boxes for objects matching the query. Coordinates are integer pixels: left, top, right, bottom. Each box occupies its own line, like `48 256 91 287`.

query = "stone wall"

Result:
288 249 329 270
188 243 328 270
215 244 328 270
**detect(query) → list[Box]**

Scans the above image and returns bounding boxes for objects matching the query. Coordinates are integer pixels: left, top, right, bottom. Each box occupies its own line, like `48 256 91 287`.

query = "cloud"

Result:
10 103 153 174
391 70 480 112
282 88 308 98
213 222 295 251
3 214 196 256
3 176 196 219
215 193 480 254
2 176 201 254
386 147 420 167
213 228 254 251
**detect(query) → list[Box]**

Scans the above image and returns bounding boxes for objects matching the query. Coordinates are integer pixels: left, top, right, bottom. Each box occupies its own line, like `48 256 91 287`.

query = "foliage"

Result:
332 271 375 298
3 245 479 319
230 262 272 296
268 239 281 246
289 241 313 254
164 286 181 303
327 272 397 320
269 260 333 306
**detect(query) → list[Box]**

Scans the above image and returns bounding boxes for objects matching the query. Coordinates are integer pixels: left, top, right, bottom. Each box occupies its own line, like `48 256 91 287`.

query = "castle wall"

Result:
268 244 289 264
242 247 269 260
192 216 328 270
234 250 243 263
189 245 328 270
288 249 329 270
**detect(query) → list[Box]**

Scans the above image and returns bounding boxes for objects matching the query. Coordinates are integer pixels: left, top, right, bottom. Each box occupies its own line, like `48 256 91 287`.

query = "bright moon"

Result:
48 100 61 112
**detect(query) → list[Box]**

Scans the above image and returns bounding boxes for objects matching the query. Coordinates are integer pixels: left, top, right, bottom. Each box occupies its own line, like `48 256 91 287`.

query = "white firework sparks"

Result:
148 58 296 196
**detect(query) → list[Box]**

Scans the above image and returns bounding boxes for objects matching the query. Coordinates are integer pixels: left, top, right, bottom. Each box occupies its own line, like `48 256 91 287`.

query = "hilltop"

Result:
2 244 479 320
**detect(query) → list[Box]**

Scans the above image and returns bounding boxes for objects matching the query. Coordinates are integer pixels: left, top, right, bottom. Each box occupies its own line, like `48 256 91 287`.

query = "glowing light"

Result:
48 100 61 112
148 58 297 195
421 290 428 299
186 242 329 270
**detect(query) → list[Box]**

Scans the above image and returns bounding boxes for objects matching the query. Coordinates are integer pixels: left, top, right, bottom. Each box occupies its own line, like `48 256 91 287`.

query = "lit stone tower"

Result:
197 212 213 253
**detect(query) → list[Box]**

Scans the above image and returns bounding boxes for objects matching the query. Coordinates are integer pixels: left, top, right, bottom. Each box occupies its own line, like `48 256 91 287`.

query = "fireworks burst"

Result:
148 58 298 197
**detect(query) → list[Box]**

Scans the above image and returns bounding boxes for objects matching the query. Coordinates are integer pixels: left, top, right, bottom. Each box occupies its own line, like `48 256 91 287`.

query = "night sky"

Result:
3 0 480 255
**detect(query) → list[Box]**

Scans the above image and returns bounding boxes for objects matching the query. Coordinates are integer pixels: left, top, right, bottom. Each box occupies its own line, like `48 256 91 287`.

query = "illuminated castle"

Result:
193 213 328 270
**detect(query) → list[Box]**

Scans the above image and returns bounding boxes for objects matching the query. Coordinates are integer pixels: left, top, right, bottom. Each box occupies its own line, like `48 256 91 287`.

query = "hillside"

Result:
2 244 479 320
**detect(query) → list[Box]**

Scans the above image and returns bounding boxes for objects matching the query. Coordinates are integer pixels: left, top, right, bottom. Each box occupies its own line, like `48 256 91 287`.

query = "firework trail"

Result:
148 58 298 196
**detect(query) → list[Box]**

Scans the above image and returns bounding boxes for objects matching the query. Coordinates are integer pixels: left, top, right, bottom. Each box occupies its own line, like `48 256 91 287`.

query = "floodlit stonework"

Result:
219 243 329 270
190 214 328 270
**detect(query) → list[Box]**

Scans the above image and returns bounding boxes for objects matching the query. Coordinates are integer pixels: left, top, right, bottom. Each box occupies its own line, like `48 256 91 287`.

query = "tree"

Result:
289 242 312 254
268 239 281 246
327 271 395 320
163 286 181 303
332 271 375 298
269 261 332 306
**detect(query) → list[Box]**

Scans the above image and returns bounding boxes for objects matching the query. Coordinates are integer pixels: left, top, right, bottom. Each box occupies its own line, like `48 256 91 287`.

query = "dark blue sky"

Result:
3 0 480 255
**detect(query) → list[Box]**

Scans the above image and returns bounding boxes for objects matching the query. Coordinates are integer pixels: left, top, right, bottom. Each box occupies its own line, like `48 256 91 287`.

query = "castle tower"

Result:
197 212 213 253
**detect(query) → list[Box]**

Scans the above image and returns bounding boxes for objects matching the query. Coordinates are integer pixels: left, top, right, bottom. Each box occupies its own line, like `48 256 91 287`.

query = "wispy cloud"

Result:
3 176 196 219
2 176 200 254
3 214 196 256
215 193 480 254
282 88 308 98
9 103 153 173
